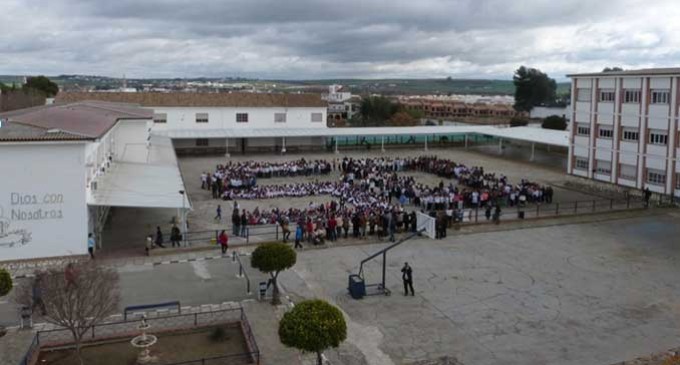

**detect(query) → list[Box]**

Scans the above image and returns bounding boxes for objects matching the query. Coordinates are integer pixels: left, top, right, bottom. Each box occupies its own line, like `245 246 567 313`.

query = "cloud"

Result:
0 0 679 80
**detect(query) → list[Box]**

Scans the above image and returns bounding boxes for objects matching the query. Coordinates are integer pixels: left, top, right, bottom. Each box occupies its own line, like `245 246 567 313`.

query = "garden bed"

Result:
37 324 253 365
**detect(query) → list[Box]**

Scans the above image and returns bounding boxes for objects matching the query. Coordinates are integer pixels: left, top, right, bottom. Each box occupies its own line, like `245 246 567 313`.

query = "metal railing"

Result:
232 251 252 295
19 307 260 365
447 196 647 225
244 224 280 244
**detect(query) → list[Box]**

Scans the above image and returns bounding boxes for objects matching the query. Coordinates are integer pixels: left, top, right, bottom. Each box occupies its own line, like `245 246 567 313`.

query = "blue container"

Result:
348 274 366 299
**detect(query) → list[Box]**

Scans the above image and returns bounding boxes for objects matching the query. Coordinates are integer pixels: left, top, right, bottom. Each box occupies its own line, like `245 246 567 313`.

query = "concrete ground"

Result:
99 146 594 256
3 210 680 364
278 211 680 365
0 253 269 327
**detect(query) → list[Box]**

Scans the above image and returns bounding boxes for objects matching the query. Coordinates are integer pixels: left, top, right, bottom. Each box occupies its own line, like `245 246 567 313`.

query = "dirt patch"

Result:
38 325 253 365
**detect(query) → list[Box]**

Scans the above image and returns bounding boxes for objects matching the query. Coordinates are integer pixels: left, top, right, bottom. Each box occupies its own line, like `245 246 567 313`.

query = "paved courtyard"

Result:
179 147 599 235
279 212 680 365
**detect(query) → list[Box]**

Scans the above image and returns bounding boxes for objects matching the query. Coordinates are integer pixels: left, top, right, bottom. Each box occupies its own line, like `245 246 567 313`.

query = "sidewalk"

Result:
0 328 35 365
1 207 667 279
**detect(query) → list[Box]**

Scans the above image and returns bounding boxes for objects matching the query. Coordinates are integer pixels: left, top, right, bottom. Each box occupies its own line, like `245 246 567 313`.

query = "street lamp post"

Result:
179 190 187 246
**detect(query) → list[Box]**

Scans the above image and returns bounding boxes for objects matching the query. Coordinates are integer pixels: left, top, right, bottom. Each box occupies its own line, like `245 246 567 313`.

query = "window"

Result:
576 123 590 136
599 89 615 102
622 128 639 142
196 138 209 147
311 112 323 123
236 113 249 123
598 126 613 139
651 90 670 104
623 89 641 103
676 174 680 190
595 160 612 175
195 113 209 123
619 164 637 180
153 113 167 124
648 130 668 145
577 88 592 102
574 157 589 170
647 169 666 185
274 113 287 123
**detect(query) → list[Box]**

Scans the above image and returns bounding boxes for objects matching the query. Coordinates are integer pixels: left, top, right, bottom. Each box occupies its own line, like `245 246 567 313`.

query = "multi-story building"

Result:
399 97 526 120
568 68 680 196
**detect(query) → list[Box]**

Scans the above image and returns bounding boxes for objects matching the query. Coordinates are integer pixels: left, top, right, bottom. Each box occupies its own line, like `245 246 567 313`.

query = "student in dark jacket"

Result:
155 226 165 248
401 262 414 296
240 211 248 237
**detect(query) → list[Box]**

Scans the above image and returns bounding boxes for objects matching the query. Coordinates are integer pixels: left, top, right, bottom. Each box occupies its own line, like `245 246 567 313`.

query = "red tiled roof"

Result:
55 92 327 108
0 101 152 142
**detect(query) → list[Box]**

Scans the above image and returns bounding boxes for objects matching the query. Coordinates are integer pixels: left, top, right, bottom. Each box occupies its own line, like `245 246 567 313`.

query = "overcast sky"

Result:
1 0 679 80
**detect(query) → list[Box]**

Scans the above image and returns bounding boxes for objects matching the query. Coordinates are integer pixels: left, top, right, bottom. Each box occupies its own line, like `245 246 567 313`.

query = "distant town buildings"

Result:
322 85 361 124
398 95 527 121
568 68 680 197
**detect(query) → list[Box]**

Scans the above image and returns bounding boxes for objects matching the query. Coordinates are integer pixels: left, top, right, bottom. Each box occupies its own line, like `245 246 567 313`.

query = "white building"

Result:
568 68 680 196
57 92 328 154
0 101 189 261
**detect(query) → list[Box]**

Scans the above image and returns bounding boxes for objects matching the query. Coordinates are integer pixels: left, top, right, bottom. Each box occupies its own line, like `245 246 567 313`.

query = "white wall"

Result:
148 107 328 131
113 119 151 163
0 143 88 261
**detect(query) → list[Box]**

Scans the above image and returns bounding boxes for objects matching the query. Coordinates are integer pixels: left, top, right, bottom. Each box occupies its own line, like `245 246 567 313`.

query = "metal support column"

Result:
225 138 230 157
464 134 468 149
179 190 188 246
281 137 286 154
498 138 503 154
381 136 385 153
334 137 339 154
424 136 428 151
530 142 535 161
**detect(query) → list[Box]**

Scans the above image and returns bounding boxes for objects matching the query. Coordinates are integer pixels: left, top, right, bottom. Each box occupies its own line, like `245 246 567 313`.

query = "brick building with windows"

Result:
399 97 527 121
568 68 680 197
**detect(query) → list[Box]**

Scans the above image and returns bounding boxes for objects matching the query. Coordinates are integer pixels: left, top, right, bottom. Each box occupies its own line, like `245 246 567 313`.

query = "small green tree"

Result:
0 268 9 337
542 115 567 130
0 268 11 297
279 299 347 365
251 243 296 305
24 76 59 97
509 116 529 127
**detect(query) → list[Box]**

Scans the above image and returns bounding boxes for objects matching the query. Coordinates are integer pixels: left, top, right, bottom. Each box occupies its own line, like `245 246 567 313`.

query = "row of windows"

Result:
573 160 680 188
153 112 324 124
575 125 673 145
576 88 671 104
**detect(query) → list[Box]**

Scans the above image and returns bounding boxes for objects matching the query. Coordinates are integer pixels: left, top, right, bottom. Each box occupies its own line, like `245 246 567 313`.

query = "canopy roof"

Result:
88 135 190 209
153 125 569 147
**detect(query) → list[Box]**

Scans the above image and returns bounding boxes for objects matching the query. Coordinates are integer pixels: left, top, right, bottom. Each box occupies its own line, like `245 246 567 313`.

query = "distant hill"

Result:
277 78 570 96
0 75 570 97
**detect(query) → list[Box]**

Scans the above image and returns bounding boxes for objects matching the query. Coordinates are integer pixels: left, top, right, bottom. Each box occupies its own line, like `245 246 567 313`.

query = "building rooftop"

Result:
0 101 152 142
55 91 327 108
567 67 680 78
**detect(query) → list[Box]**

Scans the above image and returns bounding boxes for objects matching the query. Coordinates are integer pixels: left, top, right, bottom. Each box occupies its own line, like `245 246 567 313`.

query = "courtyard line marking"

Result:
191 261 212 280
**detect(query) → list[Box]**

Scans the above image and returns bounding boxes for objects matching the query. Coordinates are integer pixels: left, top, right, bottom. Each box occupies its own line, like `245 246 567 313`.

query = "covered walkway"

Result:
88 135 191 252
153 125 568 161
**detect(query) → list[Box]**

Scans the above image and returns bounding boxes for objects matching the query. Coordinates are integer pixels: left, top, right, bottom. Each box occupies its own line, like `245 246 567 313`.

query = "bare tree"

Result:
14 262 120 365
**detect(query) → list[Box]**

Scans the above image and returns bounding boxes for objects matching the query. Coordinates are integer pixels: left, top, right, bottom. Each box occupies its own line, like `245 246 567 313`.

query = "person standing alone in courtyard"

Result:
401 262 414 296
87 233 95 259
215 204 222 221
219 230 229 255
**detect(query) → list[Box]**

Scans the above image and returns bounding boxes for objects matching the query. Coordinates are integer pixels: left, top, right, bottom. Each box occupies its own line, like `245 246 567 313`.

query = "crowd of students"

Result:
200 158 334 198
205 156 558 248
206 156 555 211
229 200 419 246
